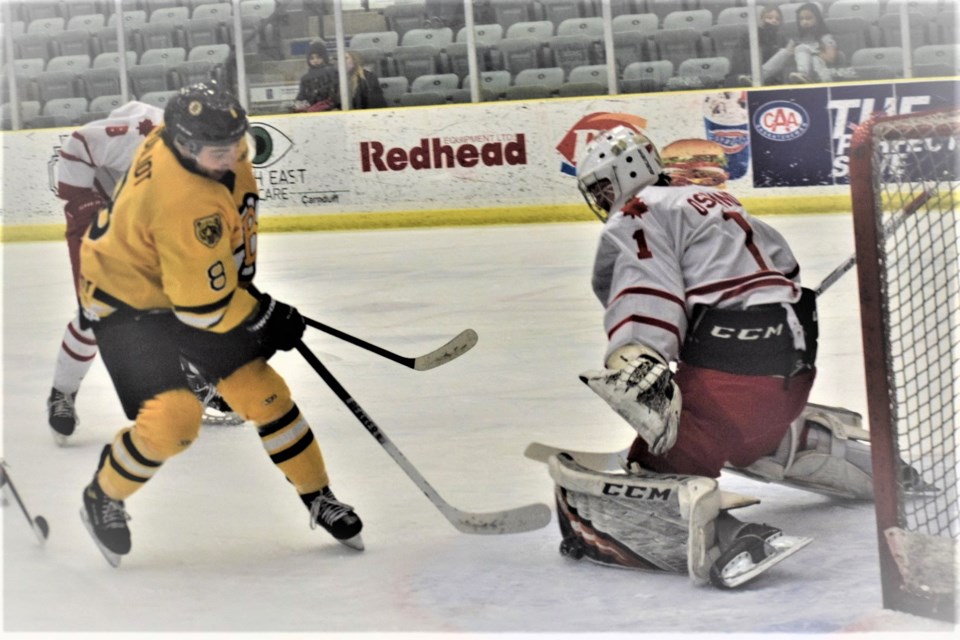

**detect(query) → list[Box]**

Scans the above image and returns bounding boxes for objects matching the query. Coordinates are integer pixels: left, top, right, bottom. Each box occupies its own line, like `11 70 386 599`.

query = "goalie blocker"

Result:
548 453 812 589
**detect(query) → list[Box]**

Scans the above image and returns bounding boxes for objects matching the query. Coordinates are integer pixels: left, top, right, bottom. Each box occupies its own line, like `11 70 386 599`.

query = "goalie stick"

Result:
814 188 935 296
297 341 551 534
0 460 50 545
304 316 478 371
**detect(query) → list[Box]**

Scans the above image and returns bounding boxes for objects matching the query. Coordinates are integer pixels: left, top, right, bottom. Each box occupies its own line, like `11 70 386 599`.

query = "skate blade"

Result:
50 429 70 447
201 410 247 427
902 480 941 497
79 508 122 568
716 535 813 589
337 533 364 551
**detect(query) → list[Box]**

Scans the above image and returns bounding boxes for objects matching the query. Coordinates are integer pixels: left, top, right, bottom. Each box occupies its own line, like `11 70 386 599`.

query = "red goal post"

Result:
849 108 959 623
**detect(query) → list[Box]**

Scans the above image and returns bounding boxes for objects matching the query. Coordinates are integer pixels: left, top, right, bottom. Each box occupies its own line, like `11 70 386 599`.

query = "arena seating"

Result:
2 0 957 125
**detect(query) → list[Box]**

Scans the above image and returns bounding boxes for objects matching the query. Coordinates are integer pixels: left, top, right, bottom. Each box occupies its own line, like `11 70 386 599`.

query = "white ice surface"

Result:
1 216 955 638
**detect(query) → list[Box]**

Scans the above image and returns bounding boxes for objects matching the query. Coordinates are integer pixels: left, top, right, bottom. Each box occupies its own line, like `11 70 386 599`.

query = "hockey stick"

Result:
0 460 50 544
303 316 478 371
296 341 552 534
814 188 935 297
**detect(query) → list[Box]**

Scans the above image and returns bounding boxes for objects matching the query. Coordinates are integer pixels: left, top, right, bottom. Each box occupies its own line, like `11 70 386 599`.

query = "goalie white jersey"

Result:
56 101 164 201
592 184 802 365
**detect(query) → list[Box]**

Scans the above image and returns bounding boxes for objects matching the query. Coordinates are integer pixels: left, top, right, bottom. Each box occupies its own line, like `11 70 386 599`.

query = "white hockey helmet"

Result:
576 125 664 222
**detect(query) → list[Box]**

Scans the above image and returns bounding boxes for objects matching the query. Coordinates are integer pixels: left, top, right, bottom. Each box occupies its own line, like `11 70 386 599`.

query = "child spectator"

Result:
737 6 795 85
293 40 339 112
789 3 840 83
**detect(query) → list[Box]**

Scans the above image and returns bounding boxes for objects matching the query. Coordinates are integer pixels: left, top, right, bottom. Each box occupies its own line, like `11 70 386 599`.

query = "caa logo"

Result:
753 101 810 142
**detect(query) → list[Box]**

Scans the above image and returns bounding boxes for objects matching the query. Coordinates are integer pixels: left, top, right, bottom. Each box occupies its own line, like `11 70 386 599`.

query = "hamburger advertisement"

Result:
660 138 730 188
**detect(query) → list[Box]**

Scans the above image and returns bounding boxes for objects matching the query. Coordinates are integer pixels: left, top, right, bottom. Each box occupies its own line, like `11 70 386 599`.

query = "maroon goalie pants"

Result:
627 364 816 478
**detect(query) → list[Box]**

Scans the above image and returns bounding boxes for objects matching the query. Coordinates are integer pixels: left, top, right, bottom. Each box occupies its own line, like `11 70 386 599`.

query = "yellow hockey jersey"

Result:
79 125 259 333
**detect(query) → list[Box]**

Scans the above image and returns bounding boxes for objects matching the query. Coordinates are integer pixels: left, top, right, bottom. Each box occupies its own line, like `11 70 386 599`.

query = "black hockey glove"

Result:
245 294 305 352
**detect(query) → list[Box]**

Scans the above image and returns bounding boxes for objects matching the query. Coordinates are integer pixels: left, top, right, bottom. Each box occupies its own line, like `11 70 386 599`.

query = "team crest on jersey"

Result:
194 214 223 247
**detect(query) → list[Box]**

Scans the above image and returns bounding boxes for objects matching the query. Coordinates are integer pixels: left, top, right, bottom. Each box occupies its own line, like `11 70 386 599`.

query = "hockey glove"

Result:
63 191 108 238
245 294 305 352
580 345 681 456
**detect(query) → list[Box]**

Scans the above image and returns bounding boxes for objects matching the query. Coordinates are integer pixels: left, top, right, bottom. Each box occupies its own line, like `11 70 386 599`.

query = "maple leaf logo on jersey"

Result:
194 214 223 248
137 118 156 136
622 197 648 219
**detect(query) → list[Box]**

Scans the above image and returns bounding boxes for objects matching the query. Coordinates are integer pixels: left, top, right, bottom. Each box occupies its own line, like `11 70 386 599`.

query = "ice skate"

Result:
709 516 811 589
303 487 364 550
47 387 78 445
182 357 245 426
899 460 939 496
79 446 131 567
201 395 245 427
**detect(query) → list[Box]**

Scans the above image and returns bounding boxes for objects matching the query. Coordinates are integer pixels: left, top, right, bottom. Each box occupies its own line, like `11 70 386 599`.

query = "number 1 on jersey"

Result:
633 229 653 260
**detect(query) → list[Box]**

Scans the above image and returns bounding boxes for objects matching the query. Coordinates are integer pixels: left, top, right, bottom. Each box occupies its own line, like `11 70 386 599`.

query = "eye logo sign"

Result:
249 122 294 167
555 112 649 176
753 101 810 142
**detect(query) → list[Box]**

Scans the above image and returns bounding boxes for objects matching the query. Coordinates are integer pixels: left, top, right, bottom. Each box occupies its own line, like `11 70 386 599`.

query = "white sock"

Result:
52 315 97 395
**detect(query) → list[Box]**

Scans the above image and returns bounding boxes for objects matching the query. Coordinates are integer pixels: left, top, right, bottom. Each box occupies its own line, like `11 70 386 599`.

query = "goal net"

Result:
849 108 959 623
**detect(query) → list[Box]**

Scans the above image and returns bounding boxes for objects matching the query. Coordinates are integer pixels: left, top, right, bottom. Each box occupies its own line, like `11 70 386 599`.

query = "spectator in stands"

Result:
736 6 795 85
789 2 840 83
343 51 387 110
293 40 339 112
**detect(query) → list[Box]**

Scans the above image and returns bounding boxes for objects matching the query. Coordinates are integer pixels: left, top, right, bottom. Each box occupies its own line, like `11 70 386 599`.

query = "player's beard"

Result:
202 168 228 180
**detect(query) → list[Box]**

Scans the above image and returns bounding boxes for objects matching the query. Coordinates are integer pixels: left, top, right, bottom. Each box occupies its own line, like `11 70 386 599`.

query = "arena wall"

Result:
1 78 955 241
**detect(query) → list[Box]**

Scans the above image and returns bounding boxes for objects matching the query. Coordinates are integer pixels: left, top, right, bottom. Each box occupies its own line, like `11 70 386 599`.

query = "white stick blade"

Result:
447 502 552 535
413 329 479 370
524 442 628 471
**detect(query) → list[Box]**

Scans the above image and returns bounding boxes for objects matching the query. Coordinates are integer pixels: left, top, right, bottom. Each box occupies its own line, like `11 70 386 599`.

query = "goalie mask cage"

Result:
850 108 959 624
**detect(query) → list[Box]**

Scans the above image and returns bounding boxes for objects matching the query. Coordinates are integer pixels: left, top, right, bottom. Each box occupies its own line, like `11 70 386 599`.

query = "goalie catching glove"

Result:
580 345 681 456
246 293 305 352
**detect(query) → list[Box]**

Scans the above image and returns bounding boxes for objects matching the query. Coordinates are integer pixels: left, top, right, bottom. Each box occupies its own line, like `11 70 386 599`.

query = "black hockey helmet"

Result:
163 81 247 153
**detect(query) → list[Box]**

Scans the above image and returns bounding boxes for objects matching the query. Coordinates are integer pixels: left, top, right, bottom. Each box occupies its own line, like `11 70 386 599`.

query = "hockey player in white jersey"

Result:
48 101 239 444
553 125 821 588
48 102 163 442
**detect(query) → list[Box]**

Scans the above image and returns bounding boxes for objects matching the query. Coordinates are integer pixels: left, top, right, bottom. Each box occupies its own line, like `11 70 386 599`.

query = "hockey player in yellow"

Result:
77 82 363 566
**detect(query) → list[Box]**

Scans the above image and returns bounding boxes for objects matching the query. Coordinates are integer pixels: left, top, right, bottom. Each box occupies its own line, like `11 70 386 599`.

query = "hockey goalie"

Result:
549 125 905 588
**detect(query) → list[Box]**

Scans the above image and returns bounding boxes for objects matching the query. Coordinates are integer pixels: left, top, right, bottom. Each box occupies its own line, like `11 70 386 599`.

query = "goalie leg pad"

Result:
728 402 875 499
548 453 721 584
